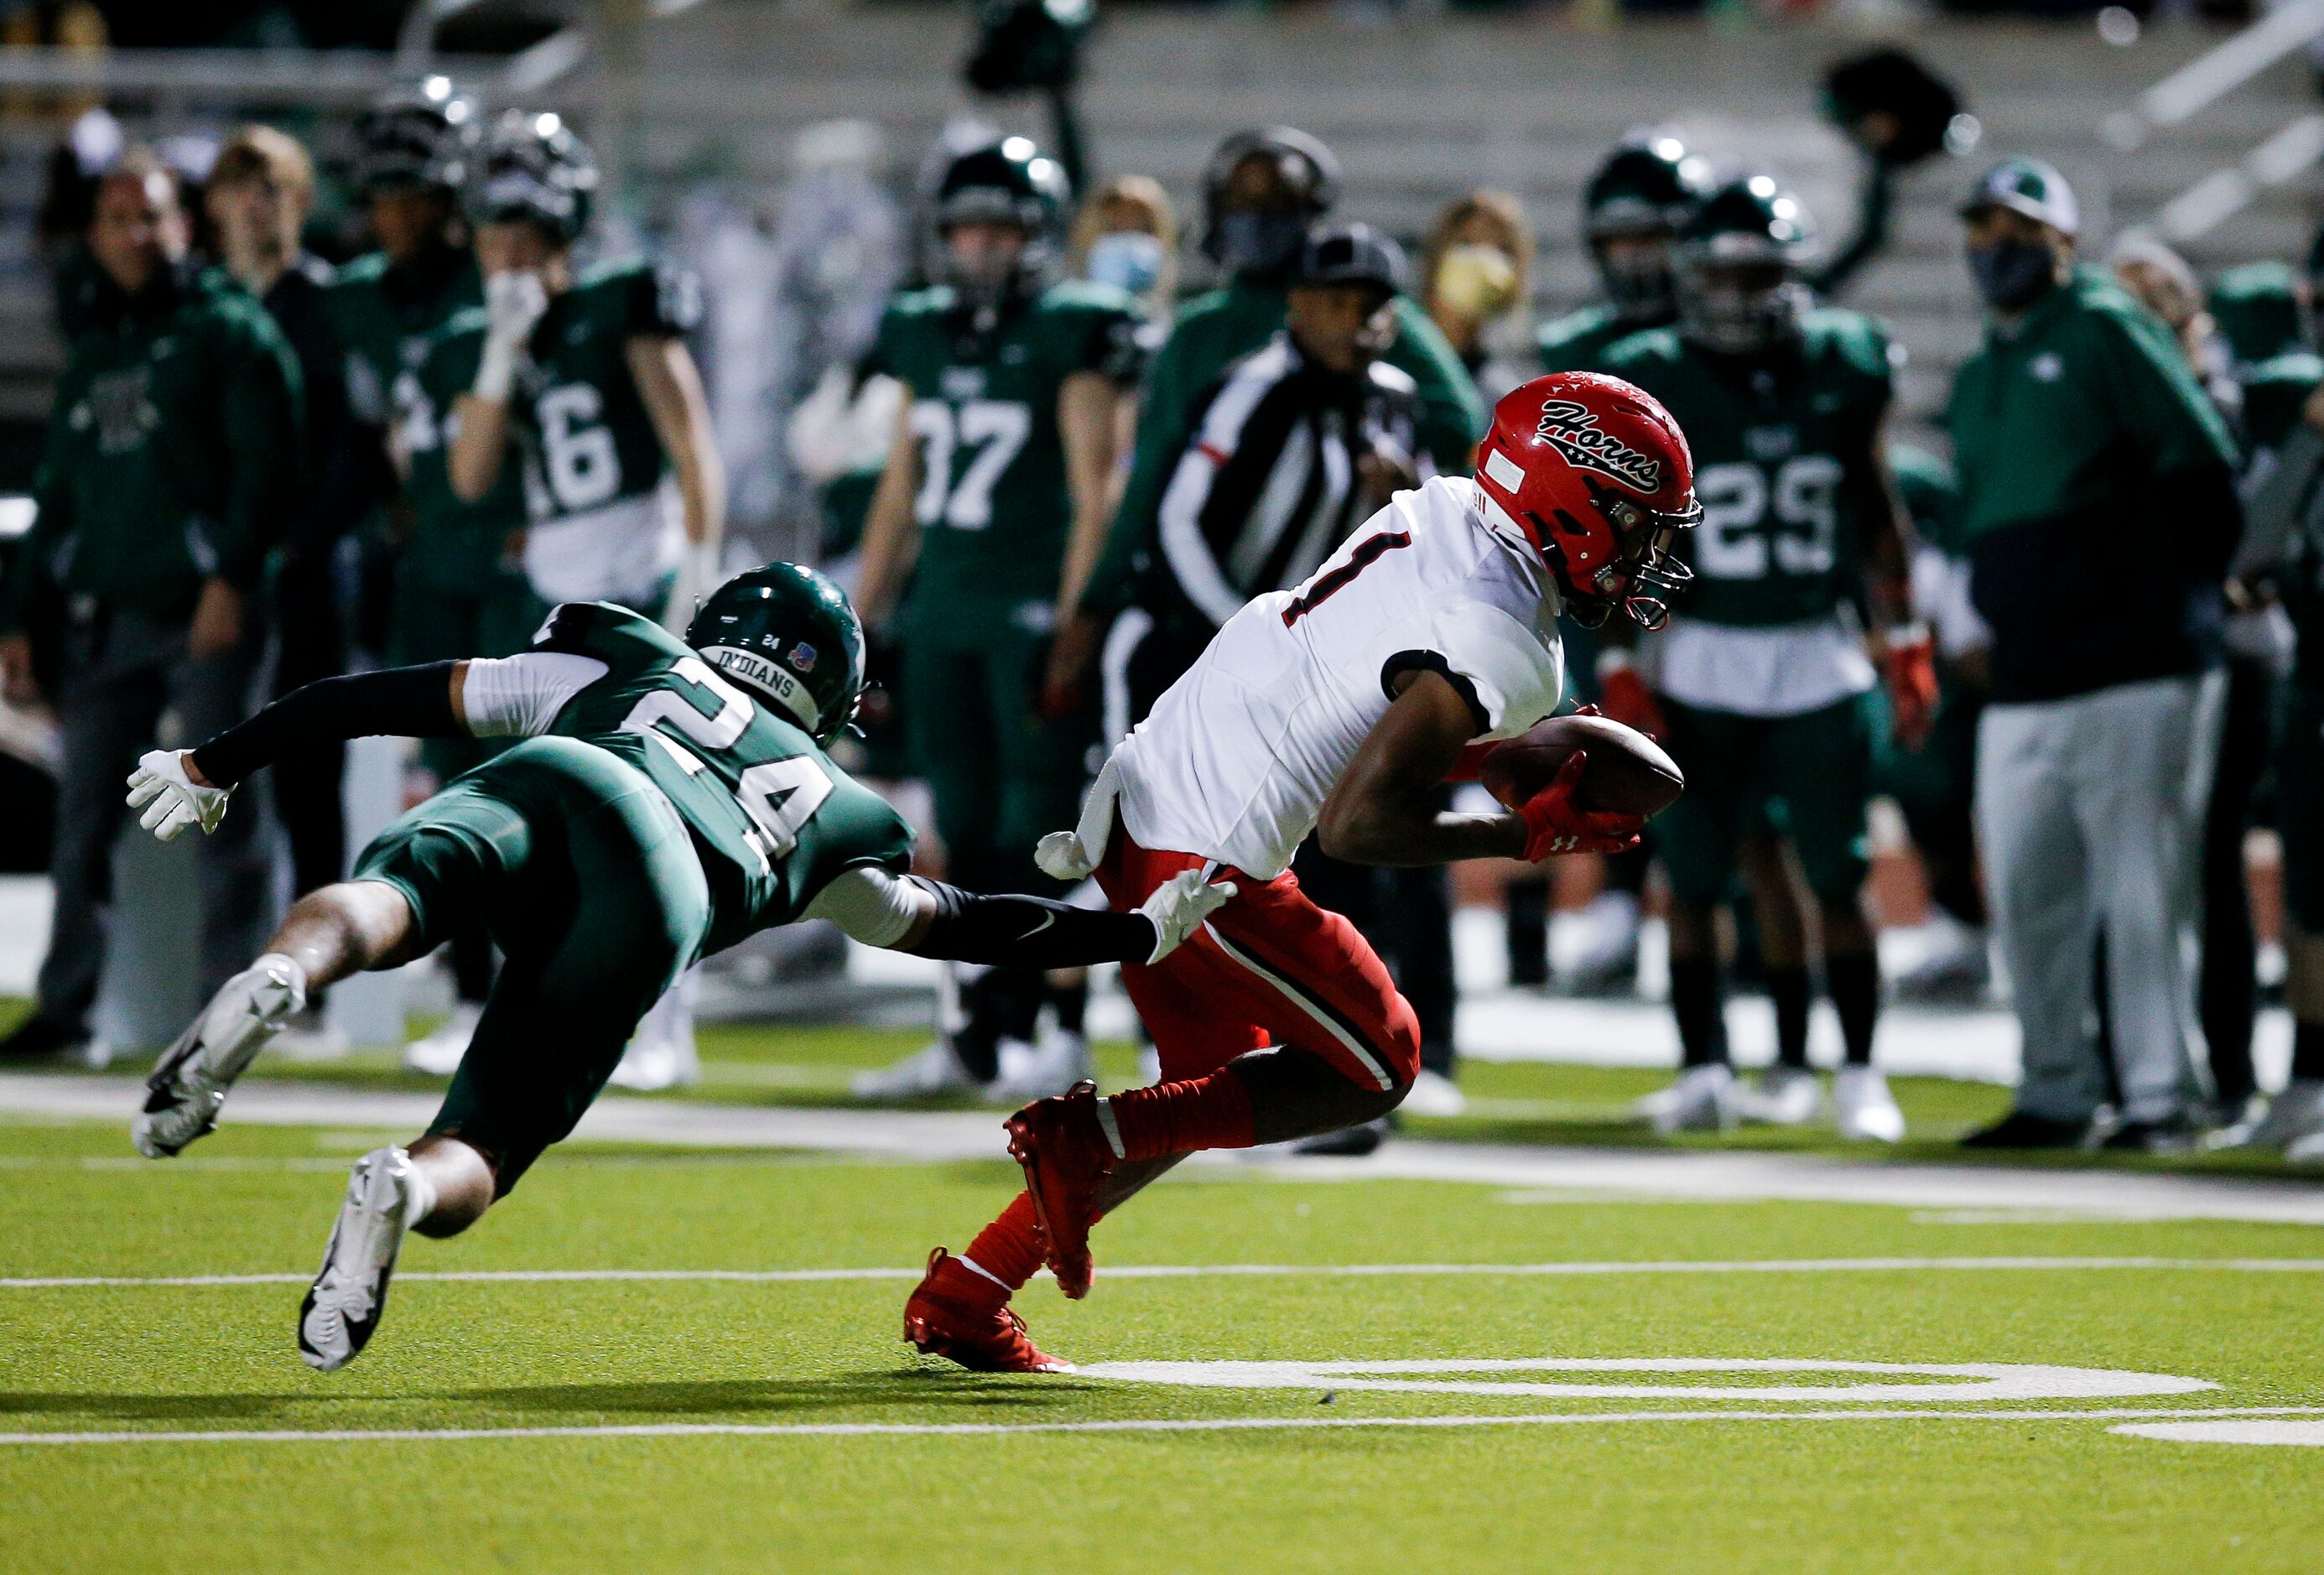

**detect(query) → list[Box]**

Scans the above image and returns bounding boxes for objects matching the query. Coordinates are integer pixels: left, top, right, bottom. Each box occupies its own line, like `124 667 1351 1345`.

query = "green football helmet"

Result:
1673 174 1814 356
354 77 478 195
686 564 868 742
1583 131 1714 321
929 137 1070 309
468 108 598 244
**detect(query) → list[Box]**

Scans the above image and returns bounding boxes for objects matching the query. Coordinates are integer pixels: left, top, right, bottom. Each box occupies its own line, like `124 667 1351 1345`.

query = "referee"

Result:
1116 221 1465 1132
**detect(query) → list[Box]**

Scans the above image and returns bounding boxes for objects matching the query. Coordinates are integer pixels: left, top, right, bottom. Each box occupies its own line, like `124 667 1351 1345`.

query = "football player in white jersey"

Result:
904 372 1703 1370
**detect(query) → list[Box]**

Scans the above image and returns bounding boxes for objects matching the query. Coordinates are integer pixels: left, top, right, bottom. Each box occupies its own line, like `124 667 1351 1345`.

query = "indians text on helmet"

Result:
1534 399 1661 492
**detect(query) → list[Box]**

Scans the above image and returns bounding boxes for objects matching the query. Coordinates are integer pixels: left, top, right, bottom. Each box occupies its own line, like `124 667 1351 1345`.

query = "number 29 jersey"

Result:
468 602 912 956
1599 309 1895 628
866 280 1144 620
1108 476 1566 880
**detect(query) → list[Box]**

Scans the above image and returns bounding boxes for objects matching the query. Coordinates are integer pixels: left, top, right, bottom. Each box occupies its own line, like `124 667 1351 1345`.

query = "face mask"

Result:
1433 243 1517 320
1970 238 2056 310
1212 211 1306 280
1086 231 1164 297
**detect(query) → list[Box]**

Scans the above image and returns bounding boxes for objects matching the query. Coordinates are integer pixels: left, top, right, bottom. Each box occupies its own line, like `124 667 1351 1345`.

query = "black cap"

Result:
1297 221 1405 298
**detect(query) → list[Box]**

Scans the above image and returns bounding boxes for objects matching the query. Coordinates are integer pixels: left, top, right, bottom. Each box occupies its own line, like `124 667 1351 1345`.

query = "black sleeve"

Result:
908 879 1157 967
2155 462 2243 585
191 663 462 788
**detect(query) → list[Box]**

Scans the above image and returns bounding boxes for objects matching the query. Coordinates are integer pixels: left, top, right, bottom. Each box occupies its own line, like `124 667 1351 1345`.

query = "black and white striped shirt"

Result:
1152 335 1424 628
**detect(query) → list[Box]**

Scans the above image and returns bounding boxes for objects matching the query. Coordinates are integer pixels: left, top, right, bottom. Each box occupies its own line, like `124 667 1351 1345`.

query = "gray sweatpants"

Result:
1975 673 2223 1125
36 608 270 1035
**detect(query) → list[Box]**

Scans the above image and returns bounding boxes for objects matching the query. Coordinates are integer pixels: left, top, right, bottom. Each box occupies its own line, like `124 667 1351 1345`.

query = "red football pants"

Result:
1094 820 1420 1092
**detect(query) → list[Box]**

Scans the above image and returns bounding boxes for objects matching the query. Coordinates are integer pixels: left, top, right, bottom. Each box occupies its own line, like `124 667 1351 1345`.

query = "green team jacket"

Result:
528 601 913 956
866 278 1144 620
1086 280 1484 616
328 248 526 589
7 263 301 629
1602 309 1896 627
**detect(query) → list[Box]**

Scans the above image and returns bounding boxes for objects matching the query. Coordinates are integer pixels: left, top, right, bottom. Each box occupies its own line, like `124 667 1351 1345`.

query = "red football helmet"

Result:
1474 372 1701 631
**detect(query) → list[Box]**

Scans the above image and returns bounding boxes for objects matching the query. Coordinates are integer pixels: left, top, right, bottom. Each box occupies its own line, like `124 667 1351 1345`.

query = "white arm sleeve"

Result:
460 652 611 739
801 865 924 949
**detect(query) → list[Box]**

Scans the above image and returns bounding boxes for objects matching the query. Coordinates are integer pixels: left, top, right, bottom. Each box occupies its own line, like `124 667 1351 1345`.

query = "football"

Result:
1478 713 1685 818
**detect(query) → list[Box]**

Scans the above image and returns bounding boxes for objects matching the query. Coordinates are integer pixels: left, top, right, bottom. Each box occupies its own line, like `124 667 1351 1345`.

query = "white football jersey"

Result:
1109 475 1567 878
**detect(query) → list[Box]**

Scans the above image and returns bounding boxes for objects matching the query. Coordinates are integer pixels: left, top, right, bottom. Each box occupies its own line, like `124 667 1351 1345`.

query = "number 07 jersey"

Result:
460 601 912 954
1105 475 1567 881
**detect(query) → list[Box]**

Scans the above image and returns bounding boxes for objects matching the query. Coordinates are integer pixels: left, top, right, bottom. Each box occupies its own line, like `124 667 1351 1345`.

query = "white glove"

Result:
126 750 232 842
474 270 549 403
1136 869 1236 964
1036 829 1094 881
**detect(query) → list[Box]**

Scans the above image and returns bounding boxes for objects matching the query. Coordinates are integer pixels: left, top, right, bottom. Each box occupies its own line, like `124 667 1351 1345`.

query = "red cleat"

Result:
902 1248 1072 1374
1005 1079 1114 1300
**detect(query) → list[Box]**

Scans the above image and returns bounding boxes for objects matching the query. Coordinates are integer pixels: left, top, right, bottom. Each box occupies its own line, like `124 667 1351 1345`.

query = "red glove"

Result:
1879 626 1939 751
1447 741 1497 782
1596 664 1668 740
1519 753 1646 860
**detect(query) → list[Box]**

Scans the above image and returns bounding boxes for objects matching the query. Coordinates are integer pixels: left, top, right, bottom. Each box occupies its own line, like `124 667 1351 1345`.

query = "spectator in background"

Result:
2111 234 2274 1125
1069 174 1178 320
1947 159 2240 1152
207 128 365 994
0 151 301 1064
1421 189 1532 401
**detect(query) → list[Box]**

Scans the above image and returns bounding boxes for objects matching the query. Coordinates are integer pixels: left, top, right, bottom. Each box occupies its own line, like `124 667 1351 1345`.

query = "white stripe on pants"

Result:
1975 673 2223 1124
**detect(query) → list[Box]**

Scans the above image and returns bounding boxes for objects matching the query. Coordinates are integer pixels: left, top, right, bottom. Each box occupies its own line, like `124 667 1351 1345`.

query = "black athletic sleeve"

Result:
907 880 1158 967
190 663 463 788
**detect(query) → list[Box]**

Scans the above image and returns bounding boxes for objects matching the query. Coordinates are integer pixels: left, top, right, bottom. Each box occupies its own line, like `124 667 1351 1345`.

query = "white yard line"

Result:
5 1405 2324 1448
10 1072 2324 1224
7 1256 2324 1291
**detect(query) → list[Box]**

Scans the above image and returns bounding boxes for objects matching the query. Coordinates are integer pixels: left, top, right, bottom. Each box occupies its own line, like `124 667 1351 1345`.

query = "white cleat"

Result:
135 954 306 1158
271 1006 350 1062
299 1147 414 1372
2216 1079 2324 1151
1559 890 1641 990
989 1031 1096 1105
1834 1065 1906 1143
1638 1063 1740 1135
851 1041 980 1100
606 1036 699 1092
1400 1067 1468 1118
401 1001 481 1077
1739 1065 1823 1126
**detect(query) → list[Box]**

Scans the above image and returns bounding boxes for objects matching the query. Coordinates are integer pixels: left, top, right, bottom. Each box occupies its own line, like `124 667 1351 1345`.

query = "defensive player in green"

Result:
1536 129 1714 377
1523 131 1715 991
327 80 538 1076
1599 175 1935 1140
123 564 1231 1374
440 107 727 1090
849 137 1143 1103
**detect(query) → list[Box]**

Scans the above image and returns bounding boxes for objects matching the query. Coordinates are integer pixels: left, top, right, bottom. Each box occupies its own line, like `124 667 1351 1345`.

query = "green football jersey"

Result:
329 249 524 586
867 279 1143 617
509 257 701 531
529 600 912 954
1604 310 1896 627
1536 303 1661 373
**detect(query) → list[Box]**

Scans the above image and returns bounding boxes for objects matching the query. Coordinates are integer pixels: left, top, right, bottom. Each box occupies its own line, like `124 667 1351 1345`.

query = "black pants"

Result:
2198 653 2275 1109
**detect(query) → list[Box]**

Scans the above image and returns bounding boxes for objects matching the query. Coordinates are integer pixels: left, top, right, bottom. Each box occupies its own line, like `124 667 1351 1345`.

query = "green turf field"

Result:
5 1091 2323 1573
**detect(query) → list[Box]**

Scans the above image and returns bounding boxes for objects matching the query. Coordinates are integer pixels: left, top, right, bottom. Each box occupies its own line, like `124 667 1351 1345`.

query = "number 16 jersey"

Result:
1107 475 1566 880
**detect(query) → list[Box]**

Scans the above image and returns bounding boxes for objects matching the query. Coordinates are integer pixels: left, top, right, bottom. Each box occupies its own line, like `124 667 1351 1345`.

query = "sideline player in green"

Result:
849 137 1143 1102
1525 130 1715 990
1599 175 1935 1140
124 564 1231 1373
438 107 728 1089
327 79 536 1076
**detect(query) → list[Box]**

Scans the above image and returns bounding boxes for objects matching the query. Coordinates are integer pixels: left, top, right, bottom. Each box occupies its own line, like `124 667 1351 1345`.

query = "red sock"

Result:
959 1191 1044 1297
1105 1072 1256 1161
